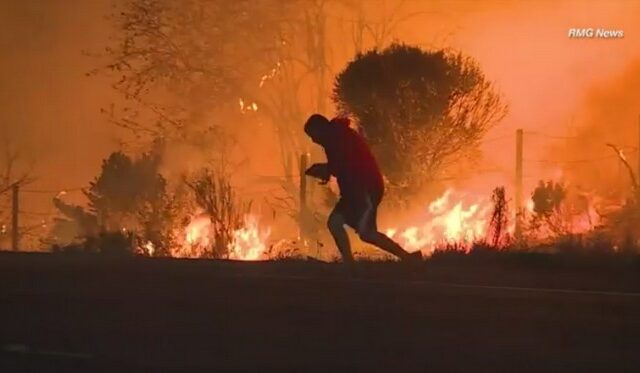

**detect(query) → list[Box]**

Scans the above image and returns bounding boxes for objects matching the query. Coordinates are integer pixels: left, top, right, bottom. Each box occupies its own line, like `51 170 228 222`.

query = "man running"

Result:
304 114 421 263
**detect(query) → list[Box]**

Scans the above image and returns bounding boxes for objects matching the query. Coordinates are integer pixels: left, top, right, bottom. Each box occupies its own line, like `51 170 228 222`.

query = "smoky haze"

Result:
0 0 119 236
1 0 639 248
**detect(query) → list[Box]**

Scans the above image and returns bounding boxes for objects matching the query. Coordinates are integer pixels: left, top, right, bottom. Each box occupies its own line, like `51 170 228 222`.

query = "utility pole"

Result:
11 183 19 251
515 129 523 243
299 153 310 241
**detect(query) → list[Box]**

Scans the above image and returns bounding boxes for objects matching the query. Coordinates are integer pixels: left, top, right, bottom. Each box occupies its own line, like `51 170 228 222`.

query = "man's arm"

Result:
305 163 330 183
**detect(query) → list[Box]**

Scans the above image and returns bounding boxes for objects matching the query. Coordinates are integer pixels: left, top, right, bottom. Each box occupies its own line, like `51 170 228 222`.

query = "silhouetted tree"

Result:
74 150 177 255
85 151 166 229
333 43 507 197
95 0 300 145
528 180 570 236
531 181 566 217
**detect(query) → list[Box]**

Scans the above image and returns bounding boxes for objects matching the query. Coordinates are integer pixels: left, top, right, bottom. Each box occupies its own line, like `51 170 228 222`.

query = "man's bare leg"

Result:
355 194 415 260
359 230 412 260
327 210 354 263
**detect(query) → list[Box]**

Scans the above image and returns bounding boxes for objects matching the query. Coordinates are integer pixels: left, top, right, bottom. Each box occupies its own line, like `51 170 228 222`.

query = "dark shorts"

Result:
333 191 382 232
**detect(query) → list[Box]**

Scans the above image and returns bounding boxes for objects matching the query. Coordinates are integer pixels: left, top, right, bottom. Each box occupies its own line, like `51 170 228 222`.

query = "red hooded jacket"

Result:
323 118 384 200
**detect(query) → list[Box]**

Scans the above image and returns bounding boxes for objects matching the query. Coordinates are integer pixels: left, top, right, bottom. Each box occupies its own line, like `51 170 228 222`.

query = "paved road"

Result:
1 253 639 372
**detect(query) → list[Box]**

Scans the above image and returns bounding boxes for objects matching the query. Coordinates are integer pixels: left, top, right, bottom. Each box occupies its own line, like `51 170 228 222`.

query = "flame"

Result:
238 98 259 113
385 189 494 256
384 185 606 257
228 215 271 260
170 213 270 260
144 241 155 256
185 215 212 248
259 61 281 88
170 213 212 258
135 240 155 257
525 198 535 213
149 188 602 261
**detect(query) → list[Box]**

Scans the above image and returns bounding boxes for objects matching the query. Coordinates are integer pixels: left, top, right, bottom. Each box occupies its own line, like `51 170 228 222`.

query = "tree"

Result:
531 181 566 218
85 151 166 229
528 180 570 237
95 0 299 145
333 43 507 197
78 150 178 255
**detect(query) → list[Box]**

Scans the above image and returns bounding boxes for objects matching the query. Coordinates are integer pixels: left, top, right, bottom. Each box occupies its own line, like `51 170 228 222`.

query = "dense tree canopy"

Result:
333 43 507 196
84 151 168 234
48 150 176 254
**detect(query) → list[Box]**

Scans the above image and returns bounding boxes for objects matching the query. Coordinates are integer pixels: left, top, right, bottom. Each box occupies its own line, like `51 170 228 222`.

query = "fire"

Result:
171 212 270 260
238 98 259 113
184 215 212 248
144 241 155 256
258 61 281 88
228 215 271 260
384 187 603 257
149 188 603 261
385 189 494 256
135 240 155 257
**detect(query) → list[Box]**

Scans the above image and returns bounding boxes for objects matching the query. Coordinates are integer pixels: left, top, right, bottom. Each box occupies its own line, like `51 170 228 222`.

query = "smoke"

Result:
393 0 640 200
0 0 119 228
556 59 640 197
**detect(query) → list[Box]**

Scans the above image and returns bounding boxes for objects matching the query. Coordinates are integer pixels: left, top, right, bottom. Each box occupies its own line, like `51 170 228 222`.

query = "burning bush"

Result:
184 168 247 258
175 168 271 260
47 148 272 260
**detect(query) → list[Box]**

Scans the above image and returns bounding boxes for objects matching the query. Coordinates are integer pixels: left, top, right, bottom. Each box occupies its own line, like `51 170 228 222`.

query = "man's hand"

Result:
305 163 330 184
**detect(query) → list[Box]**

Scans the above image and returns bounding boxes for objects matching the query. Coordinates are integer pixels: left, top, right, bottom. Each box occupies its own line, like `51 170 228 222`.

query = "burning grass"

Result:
139 212 272 261
384 188 498 256
52 175 638 262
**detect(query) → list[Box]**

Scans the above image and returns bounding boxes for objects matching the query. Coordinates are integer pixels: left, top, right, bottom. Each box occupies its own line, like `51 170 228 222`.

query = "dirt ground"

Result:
1 252 639 372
